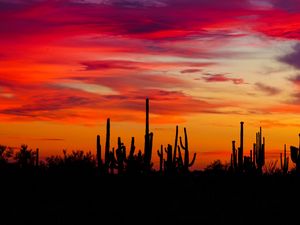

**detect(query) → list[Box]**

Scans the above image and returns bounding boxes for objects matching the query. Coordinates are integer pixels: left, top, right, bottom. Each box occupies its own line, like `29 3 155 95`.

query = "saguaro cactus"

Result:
179 127 196 172
105 118 110 171
144 98 153 170
126 137 140 174
238 121 244 170
290 133 300 173
96 135 102 168
173 125 178 166
231 141 237 171
116 137 126 174
128 137 135 160
280 144 289 174
164 144 173 173
255 127 265 173
157 145 163 173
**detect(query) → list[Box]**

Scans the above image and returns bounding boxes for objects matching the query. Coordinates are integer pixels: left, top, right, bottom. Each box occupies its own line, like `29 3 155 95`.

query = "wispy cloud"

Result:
180 69 202 74
202 73 245 85
254 82 281 95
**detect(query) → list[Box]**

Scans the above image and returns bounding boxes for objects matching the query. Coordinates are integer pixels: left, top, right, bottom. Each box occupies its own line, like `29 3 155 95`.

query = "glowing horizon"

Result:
1 0 300 169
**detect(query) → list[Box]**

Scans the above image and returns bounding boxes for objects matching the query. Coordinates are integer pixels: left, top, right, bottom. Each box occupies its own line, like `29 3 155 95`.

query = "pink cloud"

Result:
202 74 245 85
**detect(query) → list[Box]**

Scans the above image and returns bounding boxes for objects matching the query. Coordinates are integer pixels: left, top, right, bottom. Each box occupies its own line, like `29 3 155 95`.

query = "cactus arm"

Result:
177 146 183 167
157 150 162 157
188 153 196 167
173 125 178 164
180 136 186 150
184 128 188 149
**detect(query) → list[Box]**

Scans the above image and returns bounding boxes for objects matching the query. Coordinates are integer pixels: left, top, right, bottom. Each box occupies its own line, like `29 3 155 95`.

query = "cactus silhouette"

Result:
144 98 153 171
105 118 110 173
108 148 117 174
290 133 300 173
126 137 139 173
115 137 126 174
96 135 102 169
129 137 135 160
238 121 244 170
280 144 289 174
164 144 173 173
173 125 178 165
179 127 196 172
231 121 245 172
231 140 238 171
254 127 265 173
157 145 163 173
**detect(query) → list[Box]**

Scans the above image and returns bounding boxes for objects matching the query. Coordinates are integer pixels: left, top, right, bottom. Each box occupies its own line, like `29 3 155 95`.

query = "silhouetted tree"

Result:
15 145 37 168
46 150 96 173
0 145 13 166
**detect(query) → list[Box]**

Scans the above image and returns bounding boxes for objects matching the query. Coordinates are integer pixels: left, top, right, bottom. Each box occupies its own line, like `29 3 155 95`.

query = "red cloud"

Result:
202 74 245 85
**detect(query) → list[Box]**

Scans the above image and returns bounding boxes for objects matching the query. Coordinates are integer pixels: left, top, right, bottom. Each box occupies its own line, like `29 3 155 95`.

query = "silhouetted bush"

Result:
204 160 229 175
0 145 13 166
46 150 96 173
14 145 37 168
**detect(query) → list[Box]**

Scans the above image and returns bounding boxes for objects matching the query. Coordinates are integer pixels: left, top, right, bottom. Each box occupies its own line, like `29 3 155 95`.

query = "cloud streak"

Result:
254 82 281 95
202 74 245 85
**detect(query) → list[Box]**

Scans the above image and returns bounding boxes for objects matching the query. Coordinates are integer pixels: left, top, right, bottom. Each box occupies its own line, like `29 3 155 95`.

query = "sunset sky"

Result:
1 0 300 169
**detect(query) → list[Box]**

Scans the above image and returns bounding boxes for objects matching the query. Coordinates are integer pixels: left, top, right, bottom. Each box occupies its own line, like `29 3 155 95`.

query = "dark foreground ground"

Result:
0 172 298 225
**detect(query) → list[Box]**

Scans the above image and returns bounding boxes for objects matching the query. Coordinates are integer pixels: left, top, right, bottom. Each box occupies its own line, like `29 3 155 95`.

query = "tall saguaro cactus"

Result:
179 127 196 172
96 135 102 168
105 118 110 171
173 125 178 166
144 98 153 170
280 144 289 174
238 121 244 170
